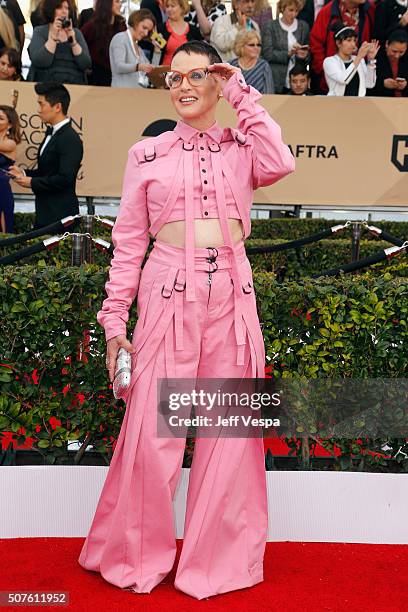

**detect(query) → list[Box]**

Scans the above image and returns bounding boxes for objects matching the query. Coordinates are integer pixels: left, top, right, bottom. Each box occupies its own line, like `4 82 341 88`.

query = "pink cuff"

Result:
222 69 262 108
223 70 248 99
96 309 127 342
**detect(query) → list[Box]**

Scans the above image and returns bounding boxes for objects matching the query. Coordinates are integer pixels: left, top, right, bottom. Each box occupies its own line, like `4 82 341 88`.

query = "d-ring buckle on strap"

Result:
208 143 221 152
161 285 173 298
161 266 178 298
183 142 194 151
173 268 186 292
174 280 186 291
235 133 247 146
144 145 156 161
206 247 218 260
206 246 218 272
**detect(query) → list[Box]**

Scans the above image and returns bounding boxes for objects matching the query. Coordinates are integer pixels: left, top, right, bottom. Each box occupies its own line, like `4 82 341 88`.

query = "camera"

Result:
60 17 71 28
151 30 166 49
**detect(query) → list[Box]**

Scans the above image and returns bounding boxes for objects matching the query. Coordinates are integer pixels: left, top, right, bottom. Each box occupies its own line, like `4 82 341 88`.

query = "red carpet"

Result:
1 539 407 611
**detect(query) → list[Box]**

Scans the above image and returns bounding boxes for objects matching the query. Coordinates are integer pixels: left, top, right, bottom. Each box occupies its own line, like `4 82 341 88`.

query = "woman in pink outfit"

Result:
78 40 294 599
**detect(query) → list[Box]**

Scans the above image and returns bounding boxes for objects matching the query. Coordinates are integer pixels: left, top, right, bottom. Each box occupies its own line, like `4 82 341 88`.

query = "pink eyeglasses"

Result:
165 67 210 89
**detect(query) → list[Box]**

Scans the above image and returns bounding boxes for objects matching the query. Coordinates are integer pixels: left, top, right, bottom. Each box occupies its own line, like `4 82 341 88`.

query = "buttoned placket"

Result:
198 132 210 217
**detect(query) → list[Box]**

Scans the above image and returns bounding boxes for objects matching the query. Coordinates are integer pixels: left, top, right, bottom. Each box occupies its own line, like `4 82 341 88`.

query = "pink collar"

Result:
173 120 224 144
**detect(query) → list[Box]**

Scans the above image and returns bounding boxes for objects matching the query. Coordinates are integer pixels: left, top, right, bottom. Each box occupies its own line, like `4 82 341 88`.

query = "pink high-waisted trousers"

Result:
78 238 268 600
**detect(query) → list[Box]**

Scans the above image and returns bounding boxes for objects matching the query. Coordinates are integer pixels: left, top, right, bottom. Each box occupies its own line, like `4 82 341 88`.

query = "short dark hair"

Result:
289 62 309 79
386 27 408 45
331 21 357 43
34 82 71 114
172 40 222 65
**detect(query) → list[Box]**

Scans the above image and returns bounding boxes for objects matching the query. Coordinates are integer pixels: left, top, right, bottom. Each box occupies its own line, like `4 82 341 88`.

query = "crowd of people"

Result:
0 0 407 95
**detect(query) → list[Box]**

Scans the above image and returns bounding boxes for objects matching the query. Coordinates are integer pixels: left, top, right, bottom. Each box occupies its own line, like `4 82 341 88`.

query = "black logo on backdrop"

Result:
391 135 408 172
142 119 176 137
288 144 338 159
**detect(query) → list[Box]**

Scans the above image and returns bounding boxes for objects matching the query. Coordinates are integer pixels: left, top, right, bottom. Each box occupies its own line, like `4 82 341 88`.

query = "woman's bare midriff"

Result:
155 218 245 248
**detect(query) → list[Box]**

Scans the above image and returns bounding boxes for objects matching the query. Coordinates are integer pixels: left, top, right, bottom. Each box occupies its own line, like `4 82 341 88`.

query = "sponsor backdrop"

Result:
2 81 408 206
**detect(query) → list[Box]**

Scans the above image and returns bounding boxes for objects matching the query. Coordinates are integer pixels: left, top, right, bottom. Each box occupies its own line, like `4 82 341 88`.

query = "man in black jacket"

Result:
10 82 83 229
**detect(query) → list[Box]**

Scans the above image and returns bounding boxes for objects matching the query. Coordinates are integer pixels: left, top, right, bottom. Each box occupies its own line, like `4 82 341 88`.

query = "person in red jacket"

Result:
309 0 376 92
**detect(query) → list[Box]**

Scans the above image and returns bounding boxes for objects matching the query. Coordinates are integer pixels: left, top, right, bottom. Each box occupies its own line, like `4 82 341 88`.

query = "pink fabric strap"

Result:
209 148 243 301
174 269 185 350
209 148 246 366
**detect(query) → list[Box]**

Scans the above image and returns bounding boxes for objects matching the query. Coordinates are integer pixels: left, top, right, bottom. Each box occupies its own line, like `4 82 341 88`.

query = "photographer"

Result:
27 0 91 84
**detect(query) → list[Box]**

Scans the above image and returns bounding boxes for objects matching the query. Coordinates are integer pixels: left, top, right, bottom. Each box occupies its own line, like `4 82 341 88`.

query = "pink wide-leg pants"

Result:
78 239 268 600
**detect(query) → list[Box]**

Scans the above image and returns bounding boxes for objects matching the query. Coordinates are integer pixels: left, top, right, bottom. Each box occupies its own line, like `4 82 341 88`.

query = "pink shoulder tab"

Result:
221 127 250 146
132 131 180 163
231 128 249 146
129 130 178 153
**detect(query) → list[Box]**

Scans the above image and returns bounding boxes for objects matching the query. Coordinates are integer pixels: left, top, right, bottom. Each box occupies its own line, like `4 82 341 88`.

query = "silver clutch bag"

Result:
113 347 132 399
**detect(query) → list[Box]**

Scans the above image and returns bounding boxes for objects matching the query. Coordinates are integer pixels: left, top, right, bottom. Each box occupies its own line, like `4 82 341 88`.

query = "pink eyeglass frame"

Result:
164 67 210 88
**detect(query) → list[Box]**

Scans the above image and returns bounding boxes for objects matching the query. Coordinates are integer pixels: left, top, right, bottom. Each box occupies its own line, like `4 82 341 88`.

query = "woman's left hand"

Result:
366 40 380 61
207 63 242 90
64 20 76 45
139 63 154 74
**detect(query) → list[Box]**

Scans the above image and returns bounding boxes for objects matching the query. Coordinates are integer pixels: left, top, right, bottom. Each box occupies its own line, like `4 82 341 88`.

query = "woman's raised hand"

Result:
106 334 135 382
49 16 64 42
207 63 242 90
366 39 380 61
356 41 371 60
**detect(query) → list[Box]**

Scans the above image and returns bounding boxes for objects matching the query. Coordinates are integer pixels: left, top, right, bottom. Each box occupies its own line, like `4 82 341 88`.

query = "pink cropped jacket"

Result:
97 70 295 343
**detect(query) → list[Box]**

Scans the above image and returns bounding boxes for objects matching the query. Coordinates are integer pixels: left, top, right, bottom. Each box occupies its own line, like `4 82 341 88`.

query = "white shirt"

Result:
314 0 325 20
323 54 376 96
39 117 71 156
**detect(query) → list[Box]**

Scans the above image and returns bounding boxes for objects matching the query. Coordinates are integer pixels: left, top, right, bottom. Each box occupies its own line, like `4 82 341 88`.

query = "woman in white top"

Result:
323 23 379 96
109 8 160 88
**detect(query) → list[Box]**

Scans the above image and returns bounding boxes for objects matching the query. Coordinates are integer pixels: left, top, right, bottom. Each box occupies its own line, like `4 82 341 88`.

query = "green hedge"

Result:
249 217 408 241
1 264 407 471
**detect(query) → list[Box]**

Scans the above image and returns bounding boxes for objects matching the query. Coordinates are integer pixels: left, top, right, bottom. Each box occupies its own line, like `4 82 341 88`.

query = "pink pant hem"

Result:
174 568 264 600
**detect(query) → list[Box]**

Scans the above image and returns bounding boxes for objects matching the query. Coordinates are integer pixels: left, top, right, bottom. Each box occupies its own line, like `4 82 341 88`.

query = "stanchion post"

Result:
81 215 93 263
86 196 95 215
71 234 84 266
351 222 361 263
